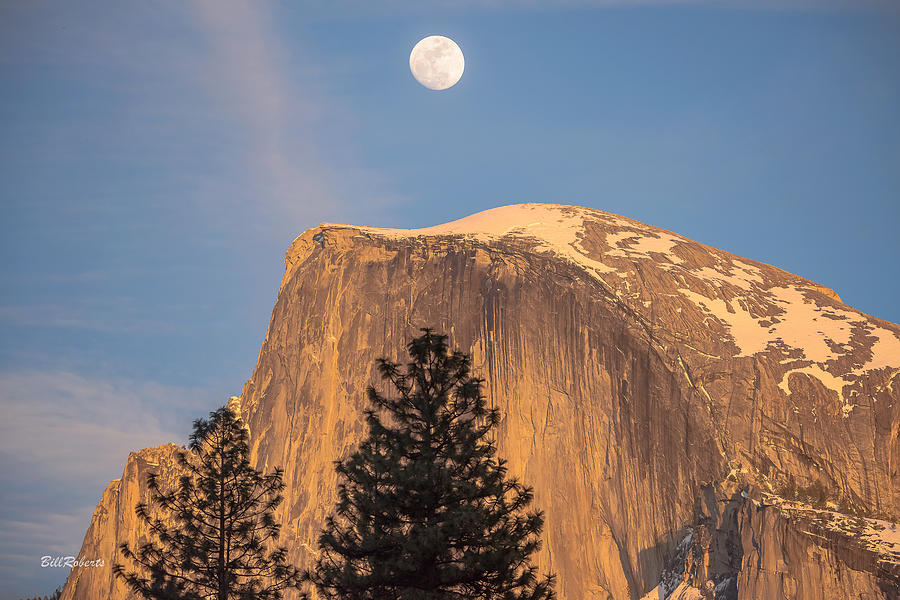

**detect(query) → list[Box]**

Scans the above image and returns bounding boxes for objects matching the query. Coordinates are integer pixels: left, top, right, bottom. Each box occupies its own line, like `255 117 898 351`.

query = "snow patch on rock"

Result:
777 365 849 403
605 229 686 264
688 264 763 291
321 203 900 404
678 288 773 356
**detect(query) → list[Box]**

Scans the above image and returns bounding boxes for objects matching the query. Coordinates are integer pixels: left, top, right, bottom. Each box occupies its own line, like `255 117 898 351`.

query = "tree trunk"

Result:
219 434 227 600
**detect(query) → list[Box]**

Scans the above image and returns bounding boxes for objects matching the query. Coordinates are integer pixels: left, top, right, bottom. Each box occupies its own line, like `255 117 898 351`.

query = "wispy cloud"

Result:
190 2 327 214
188 1 402 230
0 370 199 482
0 509 94 561
0 303 173 334
1 1 401 243
0 506 95 595
0 370 218 599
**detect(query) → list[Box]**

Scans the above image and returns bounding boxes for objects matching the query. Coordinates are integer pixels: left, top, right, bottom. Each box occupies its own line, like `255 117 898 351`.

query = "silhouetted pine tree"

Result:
114 406 304 600
308 329 555 600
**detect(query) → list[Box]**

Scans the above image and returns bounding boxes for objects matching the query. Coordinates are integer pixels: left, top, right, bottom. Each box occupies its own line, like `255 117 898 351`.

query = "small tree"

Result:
308 329 555 600
114 406 304 600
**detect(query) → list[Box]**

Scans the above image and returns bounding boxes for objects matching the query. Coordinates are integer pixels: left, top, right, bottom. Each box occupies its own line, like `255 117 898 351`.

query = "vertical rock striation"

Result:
62 204 900 599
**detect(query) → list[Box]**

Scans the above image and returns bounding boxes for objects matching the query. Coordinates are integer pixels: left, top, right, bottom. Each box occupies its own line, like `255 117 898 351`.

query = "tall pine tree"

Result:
114 406 304 600
308 329 555 600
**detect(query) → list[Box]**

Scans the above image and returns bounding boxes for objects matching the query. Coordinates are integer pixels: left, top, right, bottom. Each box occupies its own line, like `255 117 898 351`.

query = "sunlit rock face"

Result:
63 204 900 600
62 444 183 600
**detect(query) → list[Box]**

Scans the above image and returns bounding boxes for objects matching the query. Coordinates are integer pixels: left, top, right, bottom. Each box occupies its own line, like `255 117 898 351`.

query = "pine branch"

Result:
115 405 306 600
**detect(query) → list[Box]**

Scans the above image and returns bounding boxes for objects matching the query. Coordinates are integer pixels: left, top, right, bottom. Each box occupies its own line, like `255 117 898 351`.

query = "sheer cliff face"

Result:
62 204 900 600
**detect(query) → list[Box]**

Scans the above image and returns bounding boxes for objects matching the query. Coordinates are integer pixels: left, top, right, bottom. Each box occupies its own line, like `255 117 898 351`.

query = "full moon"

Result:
409 35 465 91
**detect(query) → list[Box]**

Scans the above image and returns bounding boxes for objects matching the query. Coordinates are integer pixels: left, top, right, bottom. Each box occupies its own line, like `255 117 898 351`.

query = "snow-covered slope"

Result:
315 203 900 410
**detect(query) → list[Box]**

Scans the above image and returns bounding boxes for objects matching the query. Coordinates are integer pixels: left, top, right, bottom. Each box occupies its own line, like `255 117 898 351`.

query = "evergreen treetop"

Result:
114 406 304 600
308 329 555 600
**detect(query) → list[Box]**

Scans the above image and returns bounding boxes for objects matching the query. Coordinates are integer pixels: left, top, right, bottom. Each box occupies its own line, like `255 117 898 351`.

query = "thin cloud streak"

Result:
192 2 325 211
0 370 199 483
0 370 220 598
0 304 175 334
0 507 96 594
190 1 402 229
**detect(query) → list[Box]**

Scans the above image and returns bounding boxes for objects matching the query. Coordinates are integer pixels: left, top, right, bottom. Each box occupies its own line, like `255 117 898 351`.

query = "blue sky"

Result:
1 1 899 596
